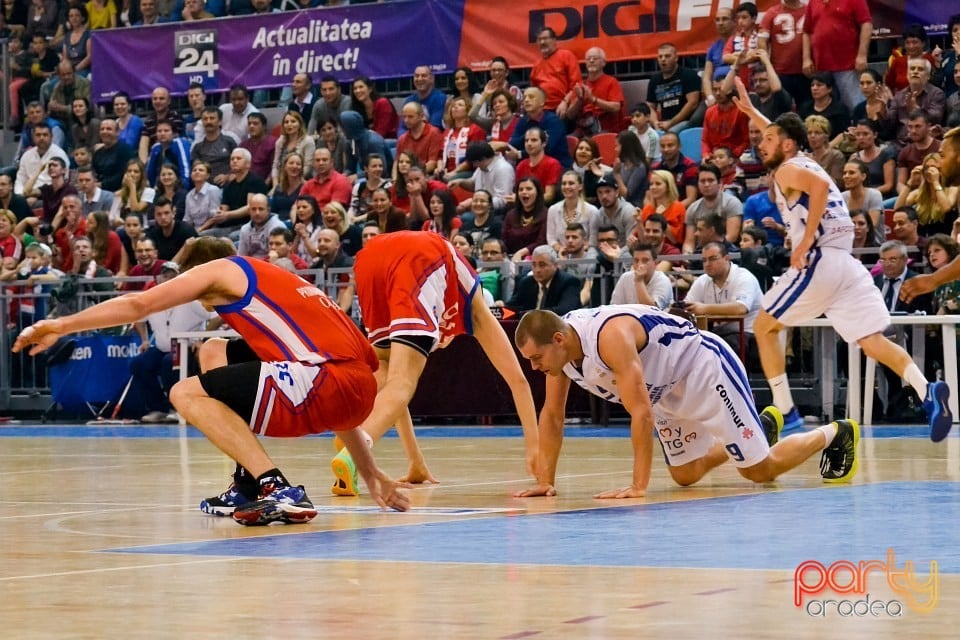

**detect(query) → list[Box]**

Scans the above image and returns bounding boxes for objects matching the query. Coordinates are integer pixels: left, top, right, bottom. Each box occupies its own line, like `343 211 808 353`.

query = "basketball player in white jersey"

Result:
732 78 952 442
513 307 858 499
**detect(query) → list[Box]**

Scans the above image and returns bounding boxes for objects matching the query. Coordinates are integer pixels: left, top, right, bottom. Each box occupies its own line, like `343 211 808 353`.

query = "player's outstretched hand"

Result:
900 274 937 303
513 482 557 498
367 470 412 512
399 462 439 485
594 485 646 499
731 77 754 115
12 320 63 356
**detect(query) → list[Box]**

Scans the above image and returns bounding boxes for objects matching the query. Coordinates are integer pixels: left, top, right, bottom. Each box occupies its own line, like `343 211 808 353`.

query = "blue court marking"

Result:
0 423 942 439
106 482 960 573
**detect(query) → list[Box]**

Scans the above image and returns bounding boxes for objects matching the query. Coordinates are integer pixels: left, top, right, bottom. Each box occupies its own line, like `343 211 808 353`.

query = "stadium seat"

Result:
679 127 703 163
592 132 617 166
567 135 579 160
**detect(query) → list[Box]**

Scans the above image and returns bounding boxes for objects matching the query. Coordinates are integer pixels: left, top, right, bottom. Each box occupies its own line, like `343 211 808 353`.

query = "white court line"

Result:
0 557 245 583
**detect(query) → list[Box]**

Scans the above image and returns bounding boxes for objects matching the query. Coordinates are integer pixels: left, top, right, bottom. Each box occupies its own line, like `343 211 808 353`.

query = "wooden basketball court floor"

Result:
1 421 959 639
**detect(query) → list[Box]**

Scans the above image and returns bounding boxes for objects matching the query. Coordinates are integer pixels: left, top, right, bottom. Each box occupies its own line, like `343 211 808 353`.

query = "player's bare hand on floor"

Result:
594 485 646 499
399 463 439 485
513 483 557 497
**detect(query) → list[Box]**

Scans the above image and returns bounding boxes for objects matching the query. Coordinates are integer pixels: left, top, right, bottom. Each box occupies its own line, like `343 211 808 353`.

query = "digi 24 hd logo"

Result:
173 29 219 91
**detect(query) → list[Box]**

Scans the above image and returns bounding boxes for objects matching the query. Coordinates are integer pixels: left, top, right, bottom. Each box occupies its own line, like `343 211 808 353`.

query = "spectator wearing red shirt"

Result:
651 132 699 208
300 147 352 210
802 0 873 110
396 102 444 176
403 165 447 228
562 47 626 134
759 0 811 106
702 77 751 159
722 2 761 88
124 237 167 291
515 127 563 204
531 27 582 115
52 195 87 273
884 25 939 93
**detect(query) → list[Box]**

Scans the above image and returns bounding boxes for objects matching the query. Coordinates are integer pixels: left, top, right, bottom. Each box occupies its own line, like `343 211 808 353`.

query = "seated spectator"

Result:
647 43 703 133
736 48 792 122
515 127 563 203
851 69 894 134
595 171 637 245
926 234 960 314
682 240 762 357
108 159 154 226
438 97 486 181
237 193 285 259
183 83 207 143
93 119 136 192
507 87 572 169
271 111 315 185
75 165 114 216
652 131 699 207
183 160 221 232
613 130 649 207
282 72 316 123
799 73 852 143
947 65 960 129
46 60 91 123
267 226 309 271
477 237 516 303
0 174 31 222
22 157 76 222
13 101 66 164
139 86 185 162
69 96 100 151
50 195 86 272
396 103 443 176
590 224 628 306
460 189 504 248
24 33 58 107
307 75 351 136
473 56 525 123
628 104 663 166
563 46 626 135
301 147 352 211
421 189 461 239
86 210 123 275
321 201 362 257
504 245 582 316
851 209 881 265
702 73 751 160
450 141 515 214
339 110 392 177
240 112 275 183
289 194 322 264
315 116 352 177
349 76 398 139
117 212 145 275
741 188 785 247
896 111 942 194
502 176 548 261
203 148 268 238
86 0 117 30
190 106 237 185
570 137 611 205
889 205 928 260
849 119 898 199
738 227 789 292
885 59 945 147
181 0 214 22
557 222 597 306
145 121 191 187
842 159 885 244
398 164 446 228
692 212 739 255
155 163 188 222
470 88 520 156
311 228 354 314
112 92 145 151
711 146 748 201
610 242 674 308
894 152 959 237
347 153 390 224
145 196 197 261
804 115 845 187
388 150 419 210
449 66 482 108
641 213 682 275
14 122 69 200
399 66 448 133
66 237 114 308
0 209 22 265
546 170 600 253
885 25 939 93
366 187 407 234
683 164 743 253
219 84 259 144
640 170 685 249
133 0 168 25
123 237 166 291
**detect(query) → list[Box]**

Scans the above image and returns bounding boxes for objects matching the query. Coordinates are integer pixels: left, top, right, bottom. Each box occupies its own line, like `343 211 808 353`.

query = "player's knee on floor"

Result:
739 460 777 483
668 465 704 487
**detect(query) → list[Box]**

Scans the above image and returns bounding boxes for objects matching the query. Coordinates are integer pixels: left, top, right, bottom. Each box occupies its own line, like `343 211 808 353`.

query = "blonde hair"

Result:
650 169 679 206
323 201 349 235
515 310 567 349
914 152 947 225
804 114 832 136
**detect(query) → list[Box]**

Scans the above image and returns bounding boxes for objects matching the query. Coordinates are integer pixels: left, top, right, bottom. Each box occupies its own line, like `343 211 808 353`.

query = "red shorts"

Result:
354 232 479 351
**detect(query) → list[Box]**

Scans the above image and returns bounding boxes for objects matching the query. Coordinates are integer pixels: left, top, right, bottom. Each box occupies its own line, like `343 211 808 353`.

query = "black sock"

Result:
233 464 260 500
256 468 290 490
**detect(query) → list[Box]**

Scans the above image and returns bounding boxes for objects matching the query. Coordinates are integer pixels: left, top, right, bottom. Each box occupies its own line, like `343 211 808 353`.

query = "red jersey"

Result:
353 231 479 351
214 256 378 371
516 155 563 192
803 0 872 72
531 48 582 110
760 4 807 76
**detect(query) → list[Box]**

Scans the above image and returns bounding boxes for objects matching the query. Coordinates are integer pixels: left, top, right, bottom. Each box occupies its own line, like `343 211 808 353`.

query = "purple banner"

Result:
90 0 467 102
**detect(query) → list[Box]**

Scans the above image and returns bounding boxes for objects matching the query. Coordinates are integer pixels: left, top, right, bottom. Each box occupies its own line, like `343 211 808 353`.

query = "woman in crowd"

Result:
613 130 649 207
70 97 100 151
421 189 461 238
450 66 481 107
799 73 851 150
390 150 419 211
459 189 503 247
895 152 960 237
117 212 145 277
937 14 960 96
86 0 117 30
946 64 960 129
271 111 315 185
468 89 519 154
156 163 187 221
841 160 884 246
183 160 221 232
850 209 880 267
113 92 144 151
368 186 408 233
322 201 362 256
0 210 23 266
851 69 893 134
270 152 305 222
348 153 391 224
290 195 323 265
546 170 600 253
926 234 960 315
502 176 548 261
451 232 477 260
349 76 398 139
474 57 524 121
570 137 610 205
439 96 486 181
109 159 154 225
62 5 91 76
804 115 845 187
640 170 685 249
316 116 351 176
86 210 123 275
848 119 898 199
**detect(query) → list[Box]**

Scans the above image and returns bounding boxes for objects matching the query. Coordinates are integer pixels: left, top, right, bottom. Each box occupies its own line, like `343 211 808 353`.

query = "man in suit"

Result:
505 245 582 316
874 239 933 420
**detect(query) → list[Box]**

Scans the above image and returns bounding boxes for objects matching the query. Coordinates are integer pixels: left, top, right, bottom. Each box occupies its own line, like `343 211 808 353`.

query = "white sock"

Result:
902 363 928 399
769 374 795 413
817 423 838 448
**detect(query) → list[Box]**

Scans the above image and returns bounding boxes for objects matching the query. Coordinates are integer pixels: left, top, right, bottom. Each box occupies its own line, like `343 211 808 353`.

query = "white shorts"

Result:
654 332 770 468
762 247 890 343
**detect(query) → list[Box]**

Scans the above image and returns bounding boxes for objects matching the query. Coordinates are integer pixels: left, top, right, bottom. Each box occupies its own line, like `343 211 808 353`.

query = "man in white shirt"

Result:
76 166 115 216
219 84 260 143
14 123 69 197
610 243 674 309
451 142 516 213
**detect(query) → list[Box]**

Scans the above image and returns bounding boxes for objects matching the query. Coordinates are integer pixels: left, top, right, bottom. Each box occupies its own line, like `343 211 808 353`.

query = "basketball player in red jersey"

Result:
13 237 410 524
329 231 539 496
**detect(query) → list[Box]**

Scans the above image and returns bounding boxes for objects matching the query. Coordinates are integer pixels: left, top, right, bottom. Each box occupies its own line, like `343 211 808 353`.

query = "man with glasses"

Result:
561 47 626 134
531 27 582 116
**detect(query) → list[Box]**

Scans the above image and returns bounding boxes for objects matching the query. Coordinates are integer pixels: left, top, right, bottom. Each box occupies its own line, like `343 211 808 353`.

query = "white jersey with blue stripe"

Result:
561 305 703 408
773 155 854 252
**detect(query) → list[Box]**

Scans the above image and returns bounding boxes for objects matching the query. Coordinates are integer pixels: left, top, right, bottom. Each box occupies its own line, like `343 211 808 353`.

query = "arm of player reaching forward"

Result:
731 76 771 131
593 317 654 499
514 372 571 497
773 161 830 270
471 295 540 477
902 255 960 302
338 426 411 512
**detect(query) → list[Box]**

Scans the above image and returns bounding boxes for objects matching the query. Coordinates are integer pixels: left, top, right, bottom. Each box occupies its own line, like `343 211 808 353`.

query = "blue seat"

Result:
679 127 703 164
